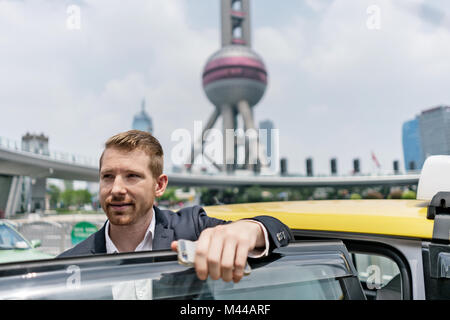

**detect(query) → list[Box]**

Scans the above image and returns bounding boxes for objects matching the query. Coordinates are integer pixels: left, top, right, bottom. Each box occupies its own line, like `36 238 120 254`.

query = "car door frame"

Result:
293 229 423 300
0 240 366 300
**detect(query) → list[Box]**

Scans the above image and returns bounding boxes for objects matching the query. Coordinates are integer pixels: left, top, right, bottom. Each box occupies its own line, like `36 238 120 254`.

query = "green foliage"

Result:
350 193 362 200
199 186 320 205
59 189 92 208
199 188 221 206
48 184 61 208
193 185 419 206
402 190 416 199
158 187 178 202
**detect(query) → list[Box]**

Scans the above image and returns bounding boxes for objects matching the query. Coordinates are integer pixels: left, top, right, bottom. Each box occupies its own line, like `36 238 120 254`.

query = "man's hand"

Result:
171 220 265 283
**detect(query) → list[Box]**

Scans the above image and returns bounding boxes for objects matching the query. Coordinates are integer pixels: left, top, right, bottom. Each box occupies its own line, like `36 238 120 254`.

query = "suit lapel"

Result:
152 206 174 250
91 221 107 254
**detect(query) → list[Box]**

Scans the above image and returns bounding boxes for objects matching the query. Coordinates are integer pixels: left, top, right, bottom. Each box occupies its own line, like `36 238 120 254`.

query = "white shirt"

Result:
106 208 156 300
105 208 156 254
105 209 270 300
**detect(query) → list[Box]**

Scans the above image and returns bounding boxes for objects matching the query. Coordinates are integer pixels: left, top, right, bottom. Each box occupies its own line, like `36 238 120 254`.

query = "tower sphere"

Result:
202 45 268 108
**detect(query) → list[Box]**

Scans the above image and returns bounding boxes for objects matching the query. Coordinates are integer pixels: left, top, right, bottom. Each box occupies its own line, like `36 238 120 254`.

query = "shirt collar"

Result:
105 208 156 254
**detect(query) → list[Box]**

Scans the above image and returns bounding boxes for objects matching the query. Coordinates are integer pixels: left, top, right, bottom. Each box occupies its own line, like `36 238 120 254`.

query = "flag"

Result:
371 151 381 168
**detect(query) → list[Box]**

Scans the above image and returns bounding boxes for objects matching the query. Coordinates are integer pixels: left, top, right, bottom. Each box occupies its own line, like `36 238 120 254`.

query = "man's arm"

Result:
171 206 293 283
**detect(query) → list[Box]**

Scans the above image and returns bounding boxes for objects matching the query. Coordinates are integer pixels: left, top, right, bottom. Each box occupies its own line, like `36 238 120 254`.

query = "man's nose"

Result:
111 176 127 195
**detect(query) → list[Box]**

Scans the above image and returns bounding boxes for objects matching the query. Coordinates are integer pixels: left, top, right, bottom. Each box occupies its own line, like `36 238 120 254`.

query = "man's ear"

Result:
155 174 168 197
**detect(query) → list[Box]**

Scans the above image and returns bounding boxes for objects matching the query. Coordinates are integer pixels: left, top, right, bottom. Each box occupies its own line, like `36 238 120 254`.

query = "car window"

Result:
351 252 402 300
0 241 363 300
204 261 345 300
0 224 29 249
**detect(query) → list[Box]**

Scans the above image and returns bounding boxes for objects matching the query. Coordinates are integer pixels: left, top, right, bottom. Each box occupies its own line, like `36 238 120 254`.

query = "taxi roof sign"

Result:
417 156 450 201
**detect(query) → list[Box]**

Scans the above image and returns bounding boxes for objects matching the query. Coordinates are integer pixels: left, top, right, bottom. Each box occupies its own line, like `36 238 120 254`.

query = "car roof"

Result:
0 220 14 227
205 200 434 240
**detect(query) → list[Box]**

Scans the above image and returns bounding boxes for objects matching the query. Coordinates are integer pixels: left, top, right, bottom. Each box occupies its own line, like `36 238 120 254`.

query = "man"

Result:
58 130 292 283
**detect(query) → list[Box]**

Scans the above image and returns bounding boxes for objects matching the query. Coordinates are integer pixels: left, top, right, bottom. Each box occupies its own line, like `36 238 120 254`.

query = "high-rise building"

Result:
132 99 153 134
402 118 424 172
402 106 450 172
419 106 450 160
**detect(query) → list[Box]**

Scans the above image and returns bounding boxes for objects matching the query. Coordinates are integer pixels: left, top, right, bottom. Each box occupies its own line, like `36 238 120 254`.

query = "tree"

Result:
402 190 416 199
60 189 92 208
246 186 264 203
350 193 362 200
48 184 61 208
73 189 92 207
158 187 177 202
60 189 74 208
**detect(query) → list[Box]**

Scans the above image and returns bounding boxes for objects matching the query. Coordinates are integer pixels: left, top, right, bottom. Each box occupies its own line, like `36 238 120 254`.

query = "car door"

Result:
421 192 450 300
0 240 365 300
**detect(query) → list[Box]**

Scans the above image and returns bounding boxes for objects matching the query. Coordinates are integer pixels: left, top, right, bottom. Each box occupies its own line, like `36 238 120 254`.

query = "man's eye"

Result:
102 174 113 179
128 174 140 178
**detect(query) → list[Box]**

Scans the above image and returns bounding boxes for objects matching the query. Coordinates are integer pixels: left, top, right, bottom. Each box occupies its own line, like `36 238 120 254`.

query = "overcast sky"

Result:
1 0 450 177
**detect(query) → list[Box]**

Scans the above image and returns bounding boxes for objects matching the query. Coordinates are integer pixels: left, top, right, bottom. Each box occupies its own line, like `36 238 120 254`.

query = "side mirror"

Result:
30 239 41 248
14 241 29 249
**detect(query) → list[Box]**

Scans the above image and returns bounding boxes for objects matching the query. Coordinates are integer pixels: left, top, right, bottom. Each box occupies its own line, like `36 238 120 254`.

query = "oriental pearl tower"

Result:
190 0 269 173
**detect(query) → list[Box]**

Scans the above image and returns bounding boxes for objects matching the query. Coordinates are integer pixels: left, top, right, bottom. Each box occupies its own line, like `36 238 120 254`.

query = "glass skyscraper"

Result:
402 106 450 172
402 118 423 171
419 106 450 160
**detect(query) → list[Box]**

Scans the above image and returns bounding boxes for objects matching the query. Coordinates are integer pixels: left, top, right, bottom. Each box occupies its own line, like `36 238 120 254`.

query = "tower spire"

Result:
221 0 251 47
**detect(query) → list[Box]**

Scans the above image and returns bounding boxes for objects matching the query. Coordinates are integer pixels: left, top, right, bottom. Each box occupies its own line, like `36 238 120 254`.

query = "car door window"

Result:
351 252 402 300
203 259 346 300
0 241 364 300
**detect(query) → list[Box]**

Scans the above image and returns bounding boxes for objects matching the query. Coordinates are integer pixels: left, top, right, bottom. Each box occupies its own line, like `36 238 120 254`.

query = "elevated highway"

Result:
0 144 420 188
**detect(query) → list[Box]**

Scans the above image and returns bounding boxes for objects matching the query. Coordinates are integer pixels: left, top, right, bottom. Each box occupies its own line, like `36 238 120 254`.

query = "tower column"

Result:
222 104 235 172
190 108 221 165
221 0 232 46
5 176 23 217
240 0 251 46
238 100 268 169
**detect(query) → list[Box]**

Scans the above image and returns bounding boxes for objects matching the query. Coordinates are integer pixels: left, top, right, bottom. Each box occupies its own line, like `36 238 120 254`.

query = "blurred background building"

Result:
132 98 153 134
402 105 450 172
402 118 423 172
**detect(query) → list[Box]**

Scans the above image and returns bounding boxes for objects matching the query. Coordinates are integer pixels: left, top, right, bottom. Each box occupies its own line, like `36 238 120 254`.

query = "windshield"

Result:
0 224 29 250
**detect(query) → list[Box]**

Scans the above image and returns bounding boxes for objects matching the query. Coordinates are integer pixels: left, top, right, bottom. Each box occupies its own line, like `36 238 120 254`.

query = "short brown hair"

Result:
99 130 164 178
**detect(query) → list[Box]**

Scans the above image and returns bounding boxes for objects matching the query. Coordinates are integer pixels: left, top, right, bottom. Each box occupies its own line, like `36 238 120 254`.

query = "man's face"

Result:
99 147 159 226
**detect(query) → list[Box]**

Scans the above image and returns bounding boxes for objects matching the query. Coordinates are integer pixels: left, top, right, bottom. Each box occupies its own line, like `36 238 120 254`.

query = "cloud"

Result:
0 0 217 167
304 0 334 13
253 0 450 174
1 0 450 176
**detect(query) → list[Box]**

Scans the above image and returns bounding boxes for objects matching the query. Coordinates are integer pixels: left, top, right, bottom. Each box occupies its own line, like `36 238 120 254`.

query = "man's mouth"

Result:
108 203 134 211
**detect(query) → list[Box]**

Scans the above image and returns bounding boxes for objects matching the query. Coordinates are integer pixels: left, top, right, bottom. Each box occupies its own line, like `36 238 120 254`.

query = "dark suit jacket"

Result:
57 205 293 258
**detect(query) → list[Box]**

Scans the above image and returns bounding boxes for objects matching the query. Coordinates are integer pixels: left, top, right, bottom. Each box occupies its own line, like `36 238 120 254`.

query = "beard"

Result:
105 204 135 225
103 198 153 227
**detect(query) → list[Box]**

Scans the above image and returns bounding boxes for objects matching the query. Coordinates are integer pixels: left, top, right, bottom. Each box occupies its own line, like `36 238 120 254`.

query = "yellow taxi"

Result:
206 155 450 300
